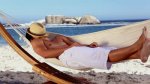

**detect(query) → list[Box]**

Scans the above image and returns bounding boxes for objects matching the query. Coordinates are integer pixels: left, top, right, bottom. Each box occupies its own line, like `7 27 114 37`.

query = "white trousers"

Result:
59 46 116 69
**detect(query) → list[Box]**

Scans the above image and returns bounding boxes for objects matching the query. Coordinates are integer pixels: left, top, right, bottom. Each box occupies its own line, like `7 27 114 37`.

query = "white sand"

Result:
0 45 150 84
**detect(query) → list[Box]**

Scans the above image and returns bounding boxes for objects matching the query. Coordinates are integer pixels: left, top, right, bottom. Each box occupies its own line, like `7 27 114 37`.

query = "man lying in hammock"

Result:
26 22 150 69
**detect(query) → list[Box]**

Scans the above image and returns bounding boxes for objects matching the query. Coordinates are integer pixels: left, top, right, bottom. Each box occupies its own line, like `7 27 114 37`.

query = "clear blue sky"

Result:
0 0 150 22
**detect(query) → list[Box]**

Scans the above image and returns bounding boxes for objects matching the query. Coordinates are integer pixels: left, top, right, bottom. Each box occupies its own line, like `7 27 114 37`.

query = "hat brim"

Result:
27 30 49 38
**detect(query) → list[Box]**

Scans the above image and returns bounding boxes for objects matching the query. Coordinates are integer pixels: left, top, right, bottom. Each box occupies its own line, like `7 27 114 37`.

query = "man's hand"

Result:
89 42 98 48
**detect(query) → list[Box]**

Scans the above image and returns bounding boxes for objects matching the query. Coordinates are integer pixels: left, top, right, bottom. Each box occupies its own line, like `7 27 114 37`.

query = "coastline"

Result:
4 23 126 30
3 19 146 29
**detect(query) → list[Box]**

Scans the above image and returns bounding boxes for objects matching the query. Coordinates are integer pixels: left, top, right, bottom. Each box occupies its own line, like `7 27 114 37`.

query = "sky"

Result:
0 0 150 22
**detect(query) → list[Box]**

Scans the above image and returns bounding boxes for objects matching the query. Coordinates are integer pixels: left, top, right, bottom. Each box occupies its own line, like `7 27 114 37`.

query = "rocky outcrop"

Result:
45 15 100 25
45 15 65 24
79 15 100 24
63 18 78 24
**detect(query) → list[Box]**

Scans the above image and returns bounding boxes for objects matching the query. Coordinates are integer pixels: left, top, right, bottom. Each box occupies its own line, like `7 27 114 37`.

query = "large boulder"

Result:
45 15 65 24
79 15 100 24
63 18 78 24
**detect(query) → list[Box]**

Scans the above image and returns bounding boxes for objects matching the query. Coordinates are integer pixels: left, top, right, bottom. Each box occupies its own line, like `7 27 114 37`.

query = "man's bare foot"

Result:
134 27 148 50
143 27 148 38
140 39 150 63
136 27 147 49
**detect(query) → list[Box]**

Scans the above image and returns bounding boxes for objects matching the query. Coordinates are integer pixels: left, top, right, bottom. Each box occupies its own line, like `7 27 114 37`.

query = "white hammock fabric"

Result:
1 11 150 68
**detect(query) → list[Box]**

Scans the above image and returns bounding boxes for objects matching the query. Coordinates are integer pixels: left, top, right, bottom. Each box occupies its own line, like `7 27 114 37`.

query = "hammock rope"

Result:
0 10 31 47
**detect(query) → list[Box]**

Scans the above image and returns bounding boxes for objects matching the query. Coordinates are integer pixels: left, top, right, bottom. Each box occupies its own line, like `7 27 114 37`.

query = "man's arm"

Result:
35 47 69 58
56 35 88 46
32 37 99 58
56 35 99 47
35 42 83 58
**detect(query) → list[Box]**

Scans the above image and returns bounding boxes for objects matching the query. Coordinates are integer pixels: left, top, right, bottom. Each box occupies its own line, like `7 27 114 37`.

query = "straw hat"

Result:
27 22 48 38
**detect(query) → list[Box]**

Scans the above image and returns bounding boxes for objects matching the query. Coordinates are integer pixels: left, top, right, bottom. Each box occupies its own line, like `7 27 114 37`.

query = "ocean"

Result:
0 19 146 46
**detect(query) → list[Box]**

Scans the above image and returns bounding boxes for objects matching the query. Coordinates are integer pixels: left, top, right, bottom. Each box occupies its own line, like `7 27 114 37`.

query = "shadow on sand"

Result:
0 71 150 84
0 71 47 84
66 71 150 84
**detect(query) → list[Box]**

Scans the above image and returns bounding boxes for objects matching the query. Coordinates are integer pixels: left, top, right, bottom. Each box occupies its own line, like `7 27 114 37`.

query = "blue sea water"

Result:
0 19 146 46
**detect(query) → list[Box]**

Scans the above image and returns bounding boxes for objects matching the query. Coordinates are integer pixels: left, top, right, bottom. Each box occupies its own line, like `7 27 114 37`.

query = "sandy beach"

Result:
0 45 150 84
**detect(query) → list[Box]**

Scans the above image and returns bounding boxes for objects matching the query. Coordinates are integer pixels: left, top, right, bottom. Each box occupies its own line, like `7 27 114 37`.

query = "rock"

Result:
63 18 78 24
79 15 100 24
45 15 65 24
75 17 82 23
45 15 100 25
